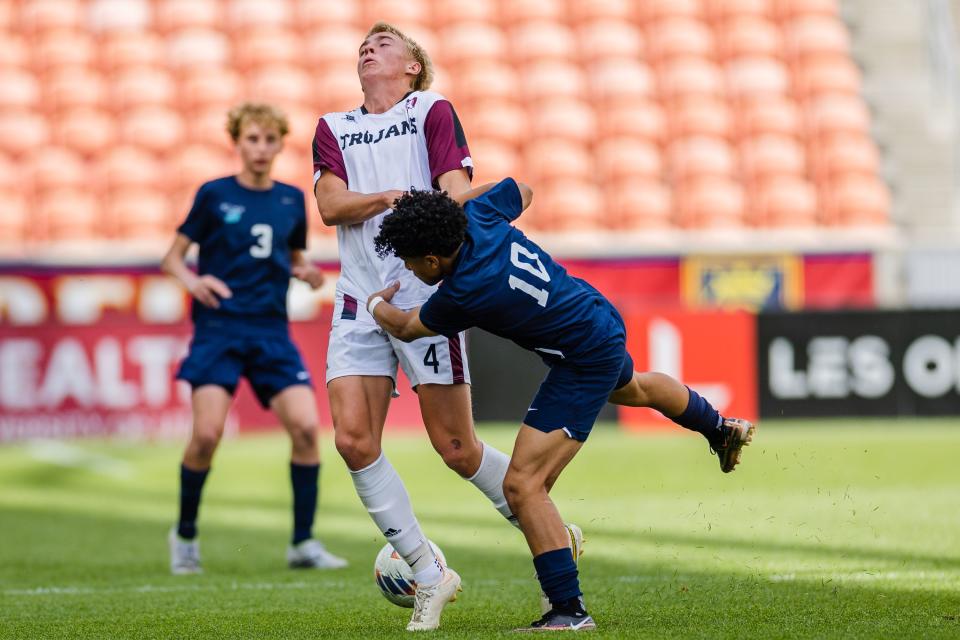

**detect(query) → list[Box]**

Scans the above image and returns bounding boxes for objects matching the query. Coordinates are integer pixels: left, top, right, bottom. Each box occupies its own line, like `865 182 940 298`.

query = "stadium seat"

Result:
639 0 705 22
272 148 314 192
234 28 302 71
110 188 176 240
0 1 13 32
739 134 807 183
166 145 236 192
33 30 96 72
537 180 607 231
522 138 594 182
119 106 185 154
528 98 597 144
609 179 675 229
156 0 223 32
458 100 528 145
509 21 576 64
0 110 51 156
717 16 784 59
752 176 819 226
364 0 430 27
725 56 791 99
439 22 508 65
467 139 520 186
706 0 773 22
736 96 803 138
315 68 365 113
96 145 164 192
0 34 28 68
645 17 715 62
595 138 663 181
98 32 165 73
576 20 645 63
87 0 151 32
668 136 738 181
670 96 735 139
304 27 369 67
293 0 360 30
784 15 850 61
0 69 41 110
227 0 293 30
566 0 635 22
43 68 107 112
498 0 565 25
166 29 231 70
520 61 586 102
793 55 862 98
597 101 667 144
55 107 117 157
24 147 89 194
110 67 177 112
18 0 83 33
246 66 316 105
774 0 838 20
0 189 30 244
186 107 236 151
658 57 725 100
824 175 890 225
811 133 881 183
675 176 747 227
284 105 323 150
429 1 498 28
588 60 656 106
805 94 871 137
178 68 244 113
0 154 20 191
38 188 103 241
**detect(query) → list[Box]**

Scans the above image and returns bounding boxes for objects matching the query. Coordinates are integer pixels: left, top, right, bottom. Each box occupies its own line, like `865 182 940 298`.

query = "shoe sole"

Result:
721 420 756 473
513 619 598 632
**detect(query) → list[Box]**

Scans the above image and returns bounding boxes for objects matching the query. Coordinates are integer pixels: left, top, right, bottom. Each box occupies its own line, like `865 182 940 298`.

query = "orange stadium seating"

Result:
0 0 888 252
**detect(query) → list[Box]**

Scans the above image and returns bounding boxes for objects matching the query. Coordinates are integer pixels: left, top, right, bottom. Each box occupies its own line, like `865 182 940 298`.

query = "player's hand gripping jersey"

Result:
313 91 472 309
178 176 307 333
419 178 625 364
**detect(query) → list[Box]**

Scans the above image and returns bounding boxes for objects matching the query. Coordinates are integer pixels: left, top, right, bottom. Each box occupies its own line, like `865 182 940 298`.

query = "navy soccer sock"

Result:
290 462 320 545
672 386 724 445
177 464 209 540
533 547 583 611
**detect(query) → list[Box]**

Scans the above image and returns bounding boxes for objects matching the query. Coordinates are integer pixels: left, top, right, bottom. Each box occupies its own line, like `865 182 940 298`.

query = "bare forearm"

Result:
372 304 419 342
161 252 198 291
315 188 393 226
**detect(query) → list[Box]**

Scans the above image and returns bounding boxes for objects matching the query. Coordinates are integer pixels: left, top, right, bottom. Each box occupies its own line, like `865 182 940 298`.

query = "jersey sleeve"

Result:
423 100 473 188
312 117 347 185
419 289 470 337
177 182 213 243
289 191 308 250
465 178 524 224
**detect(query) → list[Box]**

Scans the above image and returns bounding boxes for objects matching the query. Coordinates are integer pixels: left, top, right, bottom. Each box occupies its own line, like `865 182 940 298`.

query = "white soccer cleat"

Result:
168 528 202 575
406 567 462 631
539 523 586 615
287 539 349 569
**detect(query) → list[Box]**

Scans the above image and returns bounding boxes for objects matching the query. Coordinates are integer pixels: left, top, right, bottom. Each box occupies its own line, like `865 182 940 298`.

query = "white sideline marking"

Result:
4 580 347 597
769 570 953 583
25 439 133 479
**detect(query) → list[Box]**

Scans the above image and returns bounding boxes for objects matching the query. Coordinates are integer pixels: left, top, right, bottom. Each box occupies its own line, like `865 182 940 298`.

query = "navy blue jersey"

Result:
419 178 622 362
178 176 307 332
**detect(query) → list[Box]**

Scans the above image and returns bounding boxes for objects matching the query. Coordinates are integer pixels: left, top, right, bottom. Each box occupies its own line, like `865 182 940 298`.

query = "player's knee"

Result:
436 439 481 477
502 469 539 512
288 419 318 453
334 430 380 469
190 427 222 461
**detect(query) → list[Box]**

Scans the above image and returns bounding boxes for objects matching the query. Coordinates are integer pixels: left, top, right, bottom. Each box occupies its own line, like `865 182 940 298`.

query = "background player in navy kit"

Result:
161 103 347 575
366 179 756 631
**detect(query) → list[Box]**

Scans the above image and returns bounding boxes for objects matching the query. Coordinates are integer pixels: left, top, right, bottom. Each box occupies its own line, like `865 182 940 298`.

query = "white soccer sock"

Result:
350 453 442 585
467 442 520 528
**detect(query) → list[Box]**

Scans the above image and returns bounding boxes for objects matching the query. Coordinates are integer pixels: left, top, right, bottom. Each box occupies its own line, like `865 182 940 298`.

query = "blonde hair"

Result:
226 102 290 142
365 22 434 91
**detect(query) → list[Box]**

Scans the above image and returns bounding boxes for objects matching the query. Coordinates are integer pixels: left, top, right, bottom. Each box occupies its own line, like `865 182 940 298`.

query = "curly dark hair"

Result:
374 190 467 259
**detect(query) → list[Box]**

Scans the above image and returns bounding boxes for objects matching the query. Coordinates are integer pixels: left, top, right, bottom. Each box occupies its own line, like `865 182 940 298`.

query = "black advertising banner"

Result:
759 310 960 417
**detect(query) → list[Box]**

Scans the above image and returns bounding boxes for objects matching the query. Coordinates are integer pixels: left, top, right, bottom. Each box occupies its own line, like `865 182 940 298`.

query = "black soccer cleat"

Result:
711 417 755 473
515 607 597 632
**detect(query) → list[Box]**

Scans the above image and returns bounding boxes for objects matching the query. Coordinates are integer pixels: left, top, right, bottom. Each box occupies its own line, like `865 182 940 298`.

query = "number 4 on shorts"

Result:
423 343 440 374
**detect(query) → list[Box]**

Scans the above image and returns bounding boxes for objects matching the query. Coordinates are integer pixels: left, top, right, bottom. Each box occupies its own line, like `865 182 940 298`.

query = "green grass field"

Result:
1 420 958 639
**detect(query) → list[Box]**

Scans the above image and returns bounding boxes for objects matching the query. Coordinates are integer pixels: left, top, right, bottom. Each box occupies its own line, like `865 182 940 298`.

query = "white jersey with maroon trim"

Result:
313 91 473 309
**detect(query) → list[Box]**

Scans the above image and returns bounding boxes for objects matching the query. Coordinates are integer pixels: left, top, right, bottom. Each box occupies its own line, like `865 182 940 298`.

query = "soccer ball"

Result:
373 540 446 608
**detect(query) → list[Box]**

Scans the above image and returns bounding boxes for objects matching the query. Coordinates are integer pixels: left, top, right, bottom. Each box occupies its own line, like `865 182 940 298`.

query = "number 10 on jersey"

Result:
508 242 551 307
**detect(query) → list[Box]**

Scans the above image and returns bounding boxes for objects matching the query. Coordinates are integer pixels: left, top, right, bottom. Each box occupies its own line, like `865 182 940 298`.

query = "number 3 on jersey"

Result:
507 242 551 307
250 224 273 258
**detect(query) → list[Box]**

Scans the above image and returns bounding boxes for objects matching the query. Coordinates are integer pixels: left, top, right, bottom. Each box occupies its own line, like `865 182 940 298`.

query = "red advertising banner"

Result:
619 309 758 429
0 268 424 442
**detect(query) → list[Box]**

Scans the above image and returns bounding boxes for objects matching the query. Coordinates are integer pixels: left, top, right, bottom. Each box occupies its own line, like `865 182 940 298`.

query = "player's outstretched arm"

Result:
291 250 324 290
314 172 404 227
160 234 232 309
367 282 437 343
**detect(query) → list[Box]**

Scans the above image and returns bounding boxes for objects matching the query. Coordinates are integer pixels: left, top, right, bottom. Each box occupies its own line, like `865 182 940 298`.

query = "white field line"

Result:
25 439 133 479
5 571 957 598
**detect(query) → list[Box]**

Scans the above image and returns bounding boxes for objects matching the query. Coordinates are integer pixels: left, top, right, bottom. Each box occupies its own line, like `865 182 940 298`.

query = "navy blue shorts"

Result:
524 335 635 443
176 331 312 408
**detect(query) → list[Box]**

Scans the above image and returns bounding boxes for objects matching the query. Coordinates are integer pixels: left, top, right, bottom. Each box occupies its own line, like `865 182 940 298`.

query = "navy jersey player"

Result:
161 103 346 575
367 179 756 632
